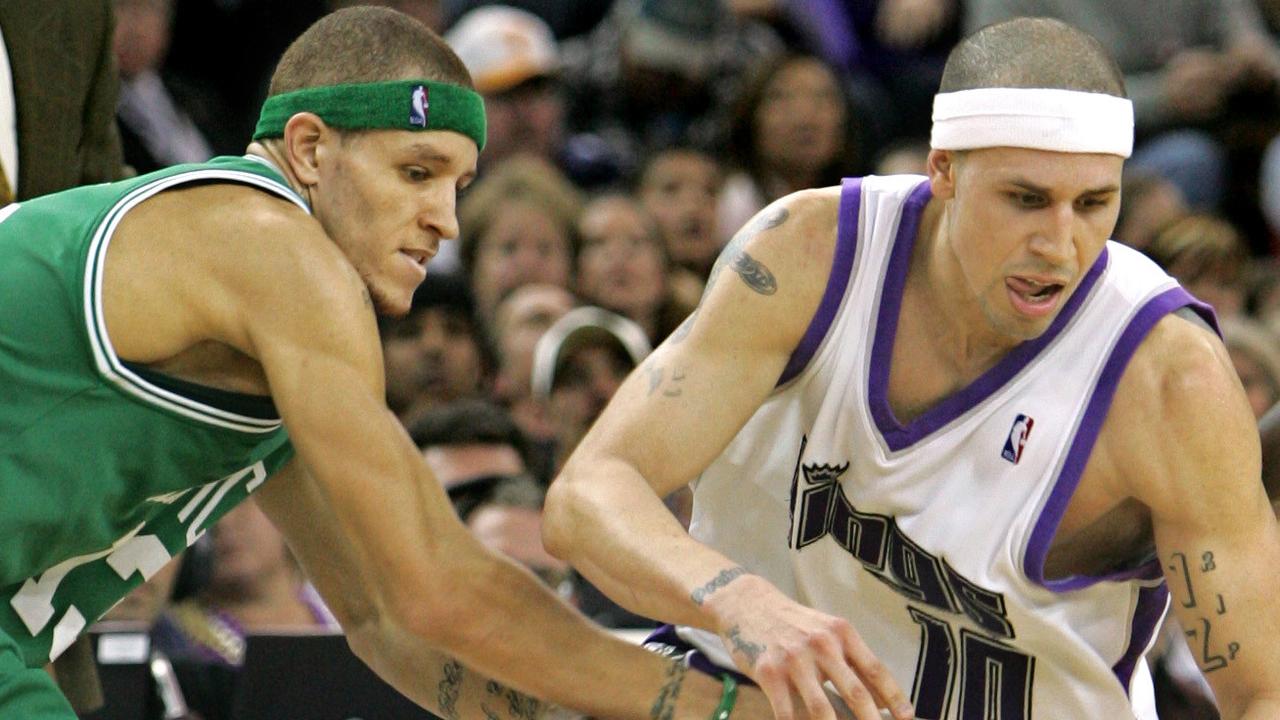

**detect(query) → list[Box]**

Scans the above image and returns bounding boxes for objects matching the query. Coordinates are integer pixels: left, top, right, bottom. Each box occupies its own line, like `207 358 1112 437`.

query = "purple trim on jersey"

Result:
1024 287 1216 591
644 625 756 686
776 178 864 386
869 228 1110 453
1113 584 1170 694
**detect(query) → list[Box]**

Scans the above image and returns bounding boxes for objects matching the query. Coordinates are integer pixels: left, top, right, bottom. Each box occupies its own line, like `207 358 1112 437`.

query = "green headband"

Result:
253 79 487 150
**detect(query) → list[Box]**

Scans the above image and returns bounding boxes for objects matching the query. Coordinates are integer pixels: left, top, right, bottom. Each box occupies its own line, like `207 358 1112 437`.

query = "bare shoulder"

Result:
108 182 370 363
1102 312 1259 517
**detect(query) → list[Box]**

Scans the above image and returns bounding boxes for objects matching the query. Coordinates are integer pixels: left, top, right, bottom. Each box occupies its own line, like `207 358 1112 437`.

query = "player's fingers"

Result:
755 663 799 720
839 626 914 720
788 656 837 720
811 637 879 720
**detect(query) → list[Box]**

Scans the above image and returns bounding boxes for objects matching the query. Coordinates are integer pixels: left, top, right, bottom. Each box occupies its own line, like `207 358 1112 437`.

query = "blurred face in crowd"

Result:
209 500 295 598
482 78 566 168
1229 346 1280 419
113 0 173 78
493 284 576 398
576 197 667 329
383 306 485 416
639 150 722 275
471 199 574 319
549 342 634 459
754 57 846 179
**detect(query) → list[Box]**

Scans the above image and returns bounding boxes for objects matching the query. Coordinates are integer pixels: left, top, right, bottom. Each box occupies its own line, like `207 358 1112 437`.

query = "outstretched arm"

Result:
205 207 764 720
1108 316 1280 719
544 191 912 720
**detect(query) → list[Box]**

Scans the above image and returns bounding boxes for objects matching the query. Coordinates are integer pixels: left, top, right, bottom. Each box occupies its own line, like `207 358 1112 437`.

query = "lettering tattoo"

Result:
649 661 688 720
725 625 765 667
438 660 465 720
1167 549 1239 673
645 363 688 398
691 566 748 605
671 207 789 343
485 680 542 720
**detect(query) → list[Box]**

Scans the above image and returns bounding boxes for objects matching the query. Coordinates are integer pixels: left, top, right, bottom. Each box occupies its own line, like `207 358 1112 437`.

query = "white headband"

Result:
930 88 1134 158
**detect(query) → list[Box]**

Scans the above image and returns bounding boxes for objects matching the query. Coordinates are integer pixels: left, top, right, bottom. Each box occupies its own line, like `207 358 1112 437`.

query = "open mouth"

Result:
1006 276 1066 317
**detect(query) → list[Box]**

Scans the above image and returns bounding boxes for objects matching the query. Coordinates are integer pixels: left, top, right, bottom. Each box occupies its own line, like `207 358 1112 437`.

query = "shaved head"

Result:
940 17 1125 97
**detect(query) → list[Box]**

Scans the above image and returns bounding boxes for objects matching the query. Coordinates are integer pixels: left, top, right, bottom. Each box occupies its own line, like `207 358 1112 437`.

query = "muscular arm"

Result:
544 192 912 720
1106 316 1280 718
195 205 757 720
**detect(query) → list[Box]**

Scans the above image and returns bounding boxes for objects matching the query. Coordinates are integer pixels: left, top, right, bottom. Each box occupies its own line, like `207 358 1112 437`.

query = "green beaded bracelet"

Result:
710 673 738 720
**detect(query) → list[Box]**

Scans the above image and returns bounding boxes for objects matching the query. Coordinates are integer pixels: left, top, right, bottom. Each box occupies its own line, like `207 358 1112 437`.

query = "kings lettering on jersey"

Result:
788 438 1016 641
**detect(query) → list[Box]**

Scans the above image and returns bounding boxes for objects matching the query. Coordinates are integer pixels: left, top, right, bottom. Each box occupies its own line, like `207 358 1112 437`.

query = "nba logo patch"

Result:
409 85 429 127
1002 414 1034 464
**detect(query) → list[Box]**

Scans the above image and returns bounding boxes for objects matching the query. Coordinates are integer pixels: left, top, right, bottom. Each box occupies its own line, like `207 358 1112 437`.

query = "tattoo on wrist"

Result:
438 660 464 720
485 680 543 720
649 660 688 720
691 566 748 605
725 625 765 667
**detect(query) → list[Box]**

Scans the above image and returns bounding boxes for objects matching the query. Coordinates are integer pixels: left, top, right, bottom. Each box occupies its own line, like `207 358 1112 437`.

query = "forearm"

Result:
381 543 748 720
545 456 756 631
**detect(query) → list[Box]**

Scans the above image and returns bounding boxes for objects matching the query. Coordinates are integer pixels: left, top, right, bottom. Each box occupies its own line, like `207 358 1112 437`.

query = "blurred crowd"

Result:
53 0 1280 717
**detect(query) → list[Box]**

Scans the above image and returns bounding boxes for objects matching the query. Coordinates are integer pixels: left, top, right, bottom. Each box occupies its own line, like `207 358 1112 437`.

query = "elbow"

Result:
542 469 588 563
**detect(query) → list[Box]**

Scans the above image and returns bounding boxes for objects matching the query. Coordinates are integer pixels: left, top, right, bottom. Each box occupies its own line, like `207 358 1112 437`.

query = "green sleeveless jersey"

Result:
0 156 307 666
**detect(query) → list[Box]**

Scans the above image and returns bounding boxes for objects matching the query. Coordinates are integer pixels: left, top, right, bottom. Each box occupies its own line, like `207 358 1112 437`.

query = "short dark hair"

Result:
940 17 1125 97
408 399 531 466
268 6 472 97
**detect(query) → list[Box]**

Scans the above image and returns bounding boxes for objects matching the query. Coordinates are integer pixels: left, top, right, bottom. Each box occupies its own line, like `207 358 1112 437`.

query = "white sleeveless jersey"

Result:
677 175 1212 719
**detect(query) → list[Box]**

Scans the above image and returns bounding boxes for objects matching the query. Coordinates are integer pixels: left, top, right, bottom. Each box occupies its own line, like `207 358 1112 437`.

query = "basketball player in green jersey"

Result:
0 8 799 720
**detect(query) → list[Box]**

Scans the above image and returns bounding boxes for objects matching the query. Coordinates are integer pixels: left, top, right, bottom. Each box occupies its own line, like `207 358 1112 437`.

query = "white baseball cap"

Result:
445 5 559 95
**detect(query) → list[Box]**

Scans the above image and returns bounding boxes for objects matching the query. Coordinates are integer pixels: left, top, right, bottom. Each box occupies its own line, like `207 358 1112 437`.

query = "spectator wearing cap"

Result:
559 0 782 180
410 400 572 591
1222 317 1280 419
380 274 495 428
445 6 567 175
530 306 650 475
456 155 584 321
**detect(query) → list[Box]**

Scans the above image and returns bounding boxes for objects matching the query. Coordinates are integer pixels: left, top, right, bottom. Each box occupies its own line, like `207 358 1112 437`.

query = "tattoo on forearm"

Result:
649 661 688 720
1168 549 1239 673
725 625 765 667
730 251 777 295
485 680 542 720
690 566 748 605
438 660 464 720
645 363 688 397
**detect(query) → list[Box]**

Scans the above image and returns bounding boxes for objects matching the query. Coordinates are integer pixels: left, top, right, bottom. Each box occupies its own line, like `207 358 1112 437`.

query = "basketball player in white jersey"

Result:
544 16 1280 720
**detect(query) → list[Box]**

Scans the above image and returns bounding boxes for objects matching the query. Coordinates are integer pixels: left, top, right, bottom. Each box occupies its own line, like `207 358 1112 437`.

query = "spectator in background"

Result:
380 274 494 428
718 52 865 243
873 138 930 176
113 0 216 174
1114 171 1190 251
968 0 1280 216
530 306 651 475
637 146 724 311
1222 317 1280 419
456 155 583 320
410 400 571 591
576 193 687 343
490 283 577 482
445 7 567 175
444 0 612 39
560 0 782 181
164 498 339 670
0 0 124 205
1143 212 1250 320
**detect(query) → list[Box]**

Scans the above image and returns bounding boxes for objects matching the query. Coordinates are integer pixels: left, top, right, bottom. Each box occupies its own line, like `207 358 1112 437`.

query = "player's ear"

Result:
927 149 959 200
281 112 330 187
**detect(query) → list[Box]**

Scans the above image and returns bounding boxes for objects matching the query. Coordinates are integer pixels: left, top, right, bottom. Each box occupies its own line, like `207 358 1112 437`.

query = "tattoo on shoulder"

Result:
438 660 465 720
725 625 765 668
690 566 748 605
485 680 543 720
1166 549 1239 673
649 660 688 720
731 251 777 295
